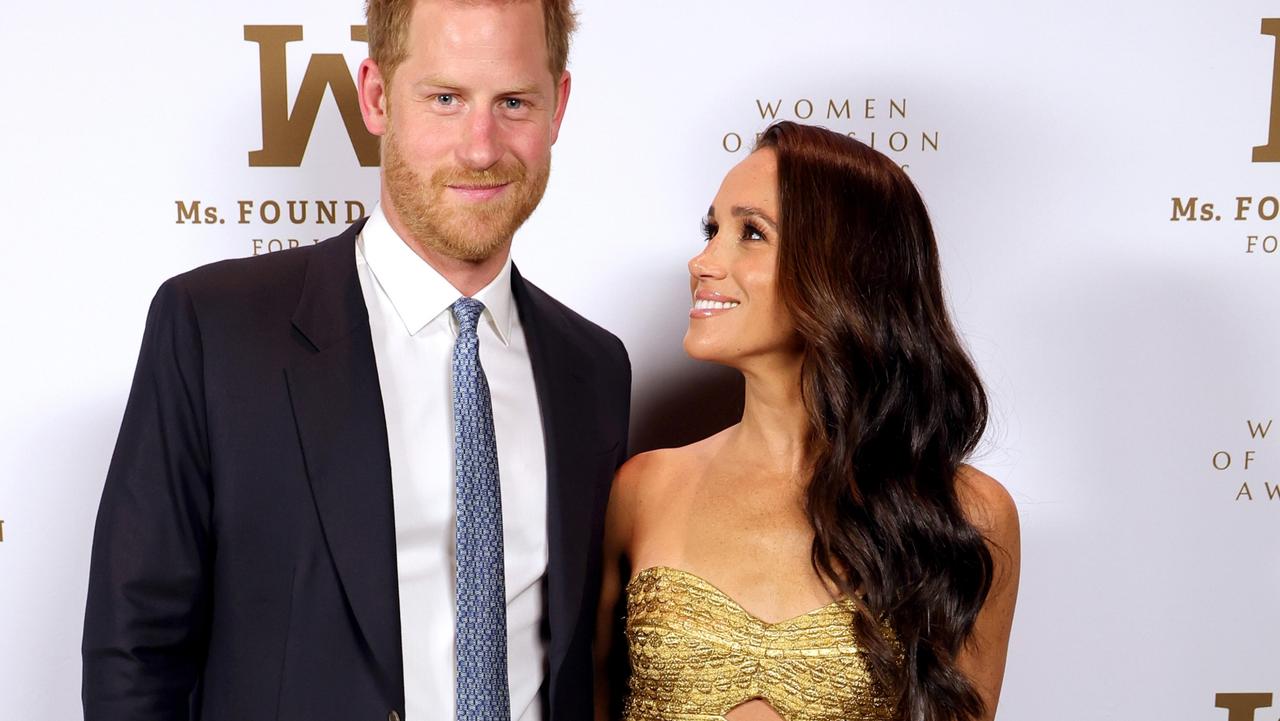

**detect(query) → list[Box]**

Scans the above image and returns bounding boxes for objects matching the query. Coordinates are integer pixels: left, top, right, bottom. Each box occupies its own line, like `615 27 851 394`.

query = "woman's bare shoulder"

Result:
613 448 675 496
612 430 730 512
606 445 696 555
955 464 1020 551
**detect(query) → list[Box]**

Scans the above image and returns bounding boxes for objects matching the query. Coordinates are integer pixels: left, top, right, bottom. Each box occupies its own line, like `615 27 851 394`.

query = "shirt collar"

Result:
357 202 515 345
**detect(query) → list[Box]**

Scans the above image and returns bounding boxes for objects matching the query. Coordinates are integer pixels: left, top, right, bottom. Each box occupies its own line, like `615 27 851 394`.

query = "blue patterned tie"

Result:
451 297 510 721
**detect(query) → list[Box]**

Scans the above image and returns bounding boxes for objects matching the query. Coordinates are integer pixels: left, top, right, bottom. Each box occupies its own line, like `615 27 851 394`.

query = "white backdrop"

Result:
1 1 1277 719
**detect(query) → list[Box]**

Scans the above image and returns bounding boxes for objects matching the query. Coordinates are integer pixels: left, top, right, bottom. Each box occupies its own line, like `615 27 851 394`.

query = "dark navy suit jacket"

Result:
82 219 631 721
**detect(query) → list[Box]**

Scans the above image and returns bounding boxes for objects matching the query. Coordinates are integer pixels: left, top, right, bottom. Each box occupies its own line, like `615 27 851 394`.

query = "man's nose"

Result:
457 108 503 170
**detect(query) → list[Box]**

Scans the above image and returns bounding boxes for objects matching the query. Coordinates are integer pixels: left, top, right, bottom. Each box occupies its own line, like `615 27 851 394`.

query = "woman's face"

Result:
684 148 800 367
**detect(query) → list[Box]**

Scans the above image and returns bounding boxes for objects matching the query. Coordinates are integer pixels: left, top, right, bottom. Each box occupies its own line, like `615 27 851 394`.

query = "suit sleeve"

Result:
613 335 631 470
82 278 213 721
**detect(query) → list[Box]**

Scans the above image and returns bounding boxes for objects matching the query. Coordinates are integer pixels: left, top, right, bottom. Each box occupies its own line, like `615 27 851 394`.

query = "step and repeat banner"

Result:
1 1 1277 719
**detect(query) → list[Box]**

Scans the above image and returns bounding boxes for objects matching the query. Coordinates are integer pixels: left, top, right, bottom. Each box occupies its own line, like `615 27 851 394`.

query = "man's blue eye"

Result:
505 98 524 110
437 95 455 105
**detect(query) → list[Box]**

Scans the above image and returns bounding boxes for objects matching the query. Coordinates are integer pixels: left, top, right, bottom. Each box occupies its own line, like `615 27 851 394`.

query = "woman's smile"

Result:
690 290 742 318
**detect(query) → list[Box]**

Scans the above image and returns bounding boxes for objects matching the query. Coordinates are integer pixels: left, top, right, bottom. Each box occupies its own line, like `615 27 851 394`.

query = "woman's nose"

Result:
688 247 726 279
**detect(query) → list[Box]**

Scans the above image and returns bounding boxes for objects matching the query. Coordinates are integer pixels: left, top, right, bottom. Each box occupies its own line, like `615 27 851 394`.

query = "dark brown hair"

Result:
365 0 577 84
757 121 993 721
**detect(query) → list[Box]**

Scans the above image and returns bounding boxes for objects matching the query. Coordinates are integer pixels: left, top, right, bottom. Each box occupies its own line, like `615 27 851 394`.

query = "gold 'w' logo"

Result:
245 25 380 167
1255 19 1280 162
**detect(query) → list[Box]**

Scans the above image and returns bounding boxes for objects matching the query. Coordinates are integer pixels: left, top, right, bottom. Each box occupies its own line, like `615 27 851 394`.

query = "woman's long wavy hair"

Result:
757 121 993 721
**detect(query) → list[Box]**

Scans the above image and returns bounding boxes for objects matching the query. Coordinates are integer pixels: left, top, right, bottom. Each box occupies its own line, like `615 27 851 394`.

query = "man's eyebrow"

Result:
411 77 544 96
412 76 463 90
501 84 544 96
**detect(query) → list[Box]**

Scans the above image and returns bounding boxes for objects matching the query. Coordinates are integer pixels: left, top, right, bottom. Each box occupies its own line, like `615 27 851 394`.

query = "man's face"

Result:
365 0 569 262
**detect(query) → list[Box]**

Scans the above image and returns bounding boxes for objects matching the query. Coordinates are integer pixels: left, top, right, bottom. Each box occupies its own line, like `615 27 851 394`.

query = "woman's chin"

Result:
682 334 735 365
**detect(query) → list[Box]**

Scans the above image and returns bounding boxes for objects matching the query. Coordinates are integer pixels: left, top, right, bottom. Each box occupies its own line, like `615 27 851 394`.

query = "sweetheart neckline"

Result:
625 565 853 628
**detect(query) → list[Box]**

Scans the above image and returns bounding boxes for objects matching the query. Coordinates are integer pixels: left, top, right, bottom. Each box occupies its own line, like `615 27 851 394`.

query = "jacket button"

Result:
388 712 400 721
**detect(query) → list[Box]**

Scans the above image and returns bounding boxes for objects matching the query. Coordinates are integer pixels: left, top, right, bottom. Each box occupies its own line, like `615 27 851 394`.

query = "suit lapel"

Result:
512 268 603 680
282 241 600 705
284 220 405 705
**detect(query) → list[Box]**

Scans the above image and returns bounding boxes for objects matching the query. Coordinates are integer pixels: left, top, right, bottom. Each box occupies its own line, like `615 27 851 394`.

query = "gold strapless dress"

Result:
622 566 897 721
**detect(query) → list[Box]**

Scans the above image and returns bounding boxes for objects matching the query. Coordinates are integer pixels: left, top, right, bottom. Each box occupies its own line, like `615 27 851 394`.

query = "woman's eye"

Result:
742 223 765 241
700 219 717 241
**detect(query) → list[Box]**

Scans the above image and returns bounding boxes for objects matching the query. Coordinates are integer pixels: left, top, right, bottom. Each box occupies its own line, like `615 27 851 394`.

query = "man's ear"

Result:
549 70 571 145
358 58 390 136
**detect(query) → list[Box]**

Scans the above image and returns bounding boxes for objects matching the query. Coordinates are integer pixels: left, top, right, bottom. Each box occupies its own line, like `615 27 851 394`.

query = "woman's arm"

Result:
593 454 650 721
956 465 1022 721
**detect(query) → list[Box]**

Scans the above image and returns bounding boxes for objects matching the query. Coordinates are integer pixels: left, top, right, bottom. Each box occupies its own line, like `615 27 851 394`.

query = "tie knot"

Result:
452 297 486 336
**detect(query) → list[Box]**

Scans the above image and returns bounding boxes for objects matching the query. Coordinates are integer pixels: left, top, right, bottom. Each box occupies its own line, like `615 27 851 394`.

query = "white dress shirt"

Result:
354 203 549 721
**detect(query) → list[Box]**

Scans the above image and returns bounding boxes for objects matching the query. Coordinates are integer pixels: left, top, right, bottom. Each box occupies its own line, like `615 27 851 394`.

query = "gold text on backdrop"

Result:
1215 693 1274 721
1174 17 1280 251
1211 419 1279 502
173 199 366 226
173 199 369 255
1255 19 1280 162
1168 196 1280 254
245 25 379 167
720 97 939 170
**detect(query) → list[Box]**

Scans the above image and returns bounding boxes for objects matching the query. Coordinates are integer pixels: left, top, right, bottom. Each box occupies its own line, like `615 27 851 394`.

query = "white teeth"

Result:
693 299 741 310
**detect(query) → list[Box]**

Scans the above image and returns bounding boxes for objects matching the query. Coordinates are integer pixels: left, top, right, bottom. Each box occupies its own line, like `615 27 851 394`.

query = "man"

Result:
81 1 630 719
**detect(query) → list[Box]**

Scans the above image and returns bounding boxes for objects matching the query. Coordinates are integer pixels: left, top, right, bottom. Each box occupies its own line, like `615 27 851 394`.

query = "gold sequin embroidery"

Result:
622 566 897 721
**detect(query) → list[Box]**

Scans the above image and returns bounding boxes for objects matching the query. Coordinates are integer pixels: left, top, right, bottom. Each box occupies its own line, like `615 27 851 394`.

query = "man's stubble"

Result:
382 124 552 264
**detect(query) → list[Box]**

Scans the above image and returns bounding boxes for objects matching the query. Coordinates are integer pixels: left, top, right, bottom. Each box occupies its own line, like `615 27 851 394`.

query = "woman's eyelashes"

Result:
700 217 769 243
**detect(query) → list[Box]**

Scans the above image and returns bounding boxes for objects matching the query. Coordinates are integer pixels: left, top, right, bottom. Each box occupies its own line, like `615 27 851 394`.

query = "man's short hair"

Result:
366 0 578 85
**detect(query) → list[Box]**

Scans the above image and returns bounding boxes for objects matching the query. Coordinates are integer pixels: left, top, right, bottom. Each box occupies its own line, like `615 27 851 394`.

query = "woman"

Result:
593 121 1020 721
